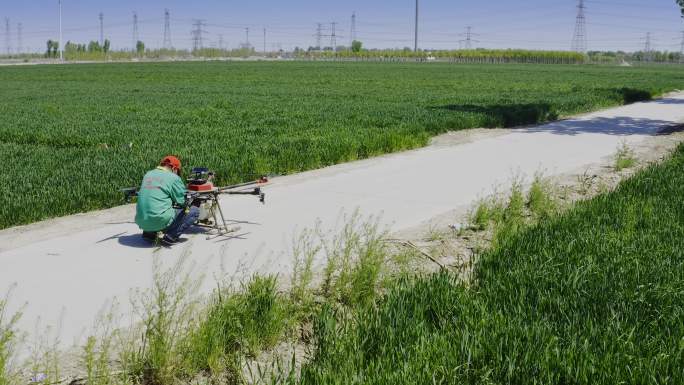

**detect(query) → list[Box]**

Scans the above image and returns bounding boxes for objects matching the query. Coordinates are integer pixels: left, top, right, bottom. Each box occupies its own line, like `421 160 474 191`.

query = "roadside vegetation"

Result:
1 62 682 229
470 173 561 249
296 143 684 384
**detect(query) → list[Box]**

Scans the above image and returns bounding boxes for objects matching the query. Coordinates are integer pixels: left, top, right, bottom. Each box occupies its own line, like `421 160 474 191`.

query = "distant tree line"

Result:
297 46 586 64
60 39 110 55
43 39 149 60
588 50 682 64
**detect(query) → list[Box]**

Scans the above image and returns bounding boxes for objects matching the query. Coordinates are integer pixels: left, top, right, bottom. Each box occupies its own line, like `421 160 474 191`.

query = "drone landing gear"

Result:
195 194 243 240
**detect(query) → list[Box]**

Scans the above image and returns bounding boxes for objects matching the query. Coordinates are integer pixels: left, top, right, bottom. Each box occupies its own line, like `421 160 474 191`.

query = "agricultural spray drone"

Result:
122 167 268 238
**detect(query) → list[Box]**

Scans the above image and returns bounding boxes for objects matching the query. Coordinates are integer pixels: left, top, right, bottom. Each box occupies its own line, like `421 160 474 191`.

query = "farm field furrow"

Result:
1 61 683 229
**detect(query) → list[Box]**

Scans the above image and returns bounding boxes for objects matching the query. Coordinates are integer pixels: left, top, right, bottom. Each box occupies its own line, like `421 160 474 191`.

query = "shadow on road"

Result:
654 98 684 105
522 116 675 136
656 124 684 135
117 234 157 248
108 226 250 248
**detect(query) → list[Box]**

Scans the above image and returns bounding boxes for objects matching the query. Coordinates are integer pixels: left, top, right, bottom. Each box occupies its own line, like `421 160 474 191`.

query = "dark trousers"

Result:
164 207 200 239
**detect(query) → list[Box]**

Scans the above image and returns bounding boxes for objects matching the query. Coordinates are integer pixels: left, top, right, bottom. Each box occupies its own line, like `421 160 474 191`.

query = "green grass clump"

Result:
182 275 291 380
470 196 505 231
0 62 681 229
527 173 558 219
615 140 637 171
471 176 560 246
297 144 684 384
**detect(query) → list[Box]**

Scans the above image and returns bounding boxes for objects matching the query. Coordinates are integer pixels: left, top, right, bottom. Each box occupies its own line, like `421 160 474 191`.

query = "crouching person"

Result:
135 155 200 246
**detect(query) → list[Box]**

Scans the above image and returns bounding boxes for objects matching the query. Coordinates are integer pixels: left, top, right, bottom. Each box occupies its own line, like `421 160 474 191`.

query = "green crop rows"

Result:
1 62 683 229
299 143 684 385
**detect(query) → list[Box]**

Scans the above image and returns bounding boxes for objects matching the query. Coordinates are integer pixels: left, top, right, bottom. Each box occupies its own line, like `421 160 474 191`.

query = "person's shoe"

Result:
142 231 159 241
160 234 179 246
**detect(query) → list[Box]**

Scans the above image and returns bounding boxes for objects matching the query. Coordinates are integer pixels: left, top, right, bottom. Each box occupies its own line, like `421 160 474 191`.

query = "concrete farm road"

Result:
1 94 684 348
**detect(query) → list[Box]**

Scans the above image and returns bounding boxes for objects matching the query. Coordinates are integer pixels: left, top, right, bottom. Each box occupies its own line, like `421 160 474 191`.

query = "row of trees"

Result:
295 47 586 64
45 40 59 58
46 39 147 59
588 50 682 64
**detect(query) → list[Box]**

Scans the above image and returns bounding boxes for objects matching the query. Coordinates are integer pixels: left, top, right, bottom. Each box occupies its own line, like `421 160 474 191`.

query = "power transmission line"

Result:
330 22 337 50
459 26 479 49
350 12 357 46
4 18 11 55
571 0 588 53
12 3 683 54
643 32 652 61
132 12 139 51
17 23 24 54
99 13 104 46
241 27 252 50
191 19 207 51
163 9 172 49
315 23 323 49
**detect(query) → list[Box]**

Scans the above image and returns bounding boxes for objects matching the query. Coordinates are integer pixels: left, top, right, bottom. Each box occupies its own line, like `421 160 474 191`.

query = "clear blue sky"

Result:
1 0 682 53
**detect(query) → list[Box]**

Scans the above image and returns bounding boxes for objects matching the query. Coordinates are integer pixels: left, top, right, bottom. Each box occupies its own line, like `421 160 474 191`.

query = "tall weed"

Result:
82 304 119 385
0 287 21 385
122 251 202 385
614 140 637 171
526 173 558 220
318 212 388 307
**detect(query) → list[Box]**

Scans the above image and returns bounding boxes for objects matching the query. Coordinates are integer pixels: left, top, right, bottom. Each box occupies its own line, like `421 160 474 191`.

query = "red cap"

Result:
160 155 182 175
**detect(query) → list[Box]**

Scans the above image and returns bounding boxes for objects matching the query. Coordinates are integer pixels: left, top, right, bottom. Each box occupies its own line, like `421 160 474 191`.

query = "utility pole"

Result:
132 12 139 51
99 12 104 46
350 12 357 46
4 18 11 55
330 22 337 51
263 28 266 53
315 23 323 50
59 0 63 60
163 9 172 49
414 0 419 52
571 0 587 53
679 30 684 64
17 22 22 54
191 20 207 51
218 34 224 50
245 27 250 50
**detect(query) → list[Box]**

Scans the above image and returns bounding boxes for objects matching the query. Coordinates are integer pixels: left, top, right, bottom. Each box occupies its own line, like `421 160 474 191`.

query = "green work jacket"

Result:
135 167 186 232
